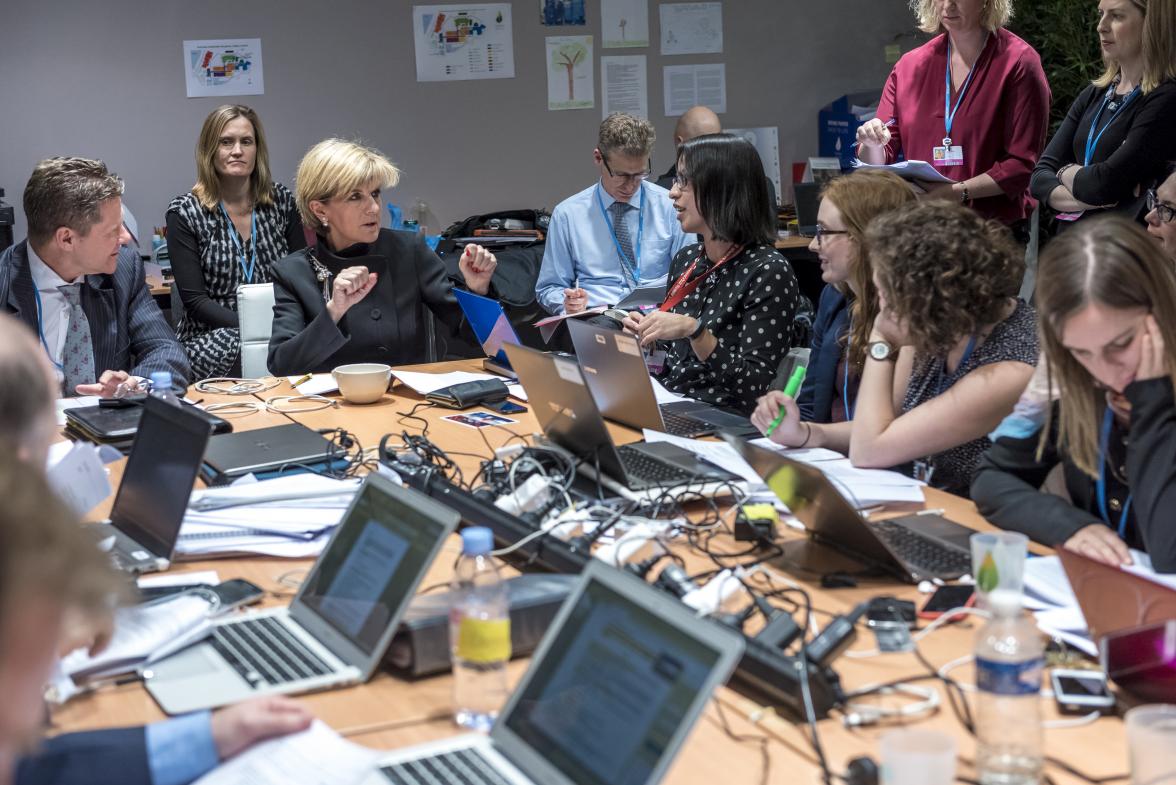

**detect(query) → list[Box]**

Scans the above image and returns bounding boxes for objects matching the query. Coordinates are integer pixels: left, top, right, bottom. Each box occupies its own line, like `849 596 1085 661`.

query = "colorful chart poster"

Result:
547 36 594 111
541 0 586 25
660 3 723 55
183 39 264 98
413 4 516 82
601 0 649 48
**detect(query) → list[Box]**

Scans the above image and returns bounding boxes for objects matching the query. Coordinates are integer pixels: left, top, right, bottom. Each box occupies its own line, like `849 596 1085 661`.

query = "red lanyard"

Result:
659 243 744 312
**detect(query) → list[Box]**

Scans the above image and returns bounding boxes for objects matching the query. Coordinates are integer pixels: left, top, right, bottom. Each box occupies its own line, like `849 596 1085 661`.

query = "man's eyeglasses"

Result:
1146 189 1176 224
814 225 851 246
602 156 652 185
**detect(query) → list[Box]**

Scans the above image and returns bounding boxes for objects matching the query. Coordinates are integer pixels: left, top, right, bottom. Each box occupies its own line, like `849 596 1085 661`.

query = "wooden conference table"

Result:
53 360 1127 784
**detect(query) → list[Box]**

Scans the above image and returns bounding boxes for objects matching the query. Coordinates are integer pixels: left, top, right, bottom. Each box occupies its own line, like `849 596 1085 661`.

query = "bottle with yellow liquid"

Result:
450 527 511 731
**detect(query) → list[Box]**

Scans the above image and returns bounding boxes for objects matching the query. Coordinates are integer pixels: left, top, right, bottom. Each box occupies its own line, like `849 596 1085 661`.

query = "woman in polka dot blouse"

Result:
622 134 800 415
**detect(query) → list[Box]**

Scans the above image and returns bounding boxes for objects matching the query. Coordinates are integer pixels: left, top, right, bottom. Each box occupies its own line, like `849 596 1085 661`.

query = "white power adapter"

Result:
493 474 551 516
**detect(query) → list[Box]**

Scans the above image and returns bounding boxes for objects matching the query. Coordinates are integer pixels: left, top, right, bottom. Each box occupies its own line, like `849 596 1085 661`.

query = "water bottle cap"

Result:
461 526 494 556
149 371 172 391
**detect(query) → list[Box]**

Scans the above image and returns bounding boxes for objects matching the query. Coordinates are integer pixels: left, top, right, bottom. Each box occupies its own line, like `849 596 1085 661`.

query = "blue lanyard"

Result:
1084 83 1141 166
935 333 978 396
595 183 645 286
220 203 258 283
842 331 855 421
942 36 987 144
1097 406 1133 538
31 285 64 370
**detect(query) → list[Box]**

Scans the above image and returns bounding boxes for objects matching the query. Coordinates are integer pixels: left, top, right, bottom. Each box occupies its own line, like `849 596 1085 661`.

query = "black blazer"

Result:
16 727 151 785
0 241 191 391
796 285 851 423
267 229 476 375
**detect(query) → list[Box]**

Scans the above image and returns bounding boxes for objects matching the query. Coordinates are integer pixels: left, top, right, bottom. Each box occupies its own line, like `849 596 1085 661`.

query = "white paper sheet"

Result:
650 377 689 405
663 64 726 116
46 441 112 517
391 369 502 395
413 4 516 82
601 0 649 48
659 2 723 55
727 127 782 206
601 55 648 120
642 429 762 486
138 570 220 589
547 36 594 111
55 395 100 426
191 721 380 785
287 374 339 396
851 159 956 184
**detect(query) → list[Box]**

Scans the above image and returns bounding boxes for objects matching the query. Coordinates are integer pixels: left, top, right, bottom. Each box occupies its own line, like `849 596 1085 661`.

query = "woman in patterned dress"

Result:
166 105 305 379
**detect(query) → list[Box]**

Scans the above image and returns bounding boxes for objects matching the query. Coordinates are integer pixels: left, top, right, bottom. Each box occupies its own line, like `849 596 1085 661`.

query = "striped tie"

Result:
608 200 637 285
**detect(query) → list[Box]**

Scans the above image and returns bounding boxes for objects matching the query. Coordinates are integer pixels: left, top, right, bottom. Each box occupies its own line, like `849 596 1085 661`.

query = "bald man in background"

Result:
656 106 778 208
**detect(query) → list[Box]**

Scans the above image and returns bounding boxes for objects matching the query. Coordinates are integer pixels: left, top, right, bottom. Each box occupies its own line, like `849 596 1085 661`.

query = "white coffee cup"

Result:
332 363 392 404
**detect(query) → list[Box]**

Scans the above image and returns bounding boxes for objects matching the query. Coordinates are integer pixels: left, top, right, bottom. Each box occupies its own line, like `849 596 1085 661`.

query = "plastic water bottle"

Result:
148 371 181 406
449 527 511 731
974 590 1044 785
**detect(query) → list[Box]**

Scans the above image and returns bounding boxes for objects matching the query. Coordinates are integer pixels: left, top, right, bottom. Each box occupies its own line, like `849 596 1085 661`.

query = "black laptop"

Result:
200 423 345 486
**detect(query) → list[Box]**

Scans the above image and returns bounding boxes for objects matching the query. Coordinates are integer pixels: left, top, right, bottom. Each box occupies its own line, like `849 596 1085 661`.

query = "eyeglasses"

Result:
672 172 691 189
1146 189 1176 224
814 225 851 246
602 156 652 185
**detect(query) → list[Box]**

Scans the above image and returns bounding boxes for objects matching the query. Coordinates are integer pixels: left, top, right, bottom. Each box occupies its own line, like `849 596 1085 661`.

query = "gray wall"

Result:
1 0 916 241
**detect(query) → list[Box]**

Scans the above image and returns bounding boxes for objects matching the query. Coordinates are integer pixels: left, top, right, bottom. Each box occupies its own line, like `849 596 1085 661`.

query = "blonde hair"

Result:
1035 216 1176 476
598 113 656 159
819 171 917 368
909 0 1012 33
294 139 401 234
192 105 275 210
1093 0 1176 94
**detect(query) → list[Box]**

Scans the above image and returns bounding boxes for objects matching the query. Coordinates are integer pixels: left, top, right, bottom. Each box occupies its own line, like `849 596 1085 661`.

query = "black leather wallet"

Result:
425 379 510 409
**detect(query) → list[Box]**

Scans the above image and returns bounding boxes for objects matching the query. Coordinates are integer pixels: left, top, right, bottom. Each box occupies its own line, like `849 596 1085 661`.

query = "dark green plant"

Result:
1009 0 1104 133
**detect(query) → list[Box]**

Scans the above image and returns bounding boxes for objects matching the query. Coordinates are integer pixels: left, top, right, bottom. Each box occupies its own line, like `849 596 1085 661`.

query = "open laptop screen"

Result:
297 483 447 656
503 577 723 785
453 288 520 368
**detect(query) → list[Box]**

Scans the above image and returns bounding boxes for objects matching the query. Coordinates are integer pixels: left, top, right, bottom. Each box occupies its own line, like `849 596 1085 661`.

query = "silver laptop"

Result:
364 560 744 785
723 435 974 582
143 473 458 713
94 395 213 574
503 343 740 499
566 320 757 438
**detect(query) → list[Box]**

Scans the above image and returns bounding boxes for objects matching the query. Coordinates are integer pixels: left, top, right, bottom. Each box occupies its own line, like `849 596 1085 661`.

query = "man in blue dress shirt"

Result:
535 113 690 315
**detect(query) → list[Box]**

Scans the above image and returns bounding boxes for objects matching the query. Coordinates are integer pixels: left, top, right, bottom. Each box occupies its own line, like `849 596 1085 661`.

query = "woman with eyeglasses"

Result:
267 139 497 375
1145 166 1176 257
749 171 914 453
973 217 1176 571
1030 0 1176 226
621 134 800 415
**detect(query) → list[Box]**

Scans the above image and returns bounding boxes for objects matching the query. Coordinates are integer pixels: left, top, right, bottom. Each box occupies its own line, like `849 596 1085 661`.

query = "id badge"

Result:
644 349 667 374
933 145 964 167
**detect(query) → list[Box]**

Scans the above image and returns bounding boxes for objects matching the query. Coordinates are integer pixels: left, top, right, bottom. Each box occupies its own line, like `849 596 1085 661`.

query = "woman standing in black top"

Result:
1030 0 1176 225
973 217 1176 572
166 105 305 379
621 134 800 415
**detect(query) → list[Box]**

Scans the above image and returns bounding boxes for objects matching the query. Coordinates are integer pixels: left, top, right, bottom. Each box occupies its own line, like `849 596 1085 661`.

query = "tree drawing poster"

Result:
547 36 594 111
601 0 649 49
183 39 264 98
413 4 516 82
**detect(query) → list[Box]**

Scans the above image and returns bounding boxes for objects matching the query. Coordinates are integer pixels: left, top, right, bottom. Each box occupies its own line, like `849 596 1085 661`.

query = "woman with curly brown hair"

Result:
974 217 1176 571
835 201 1036 497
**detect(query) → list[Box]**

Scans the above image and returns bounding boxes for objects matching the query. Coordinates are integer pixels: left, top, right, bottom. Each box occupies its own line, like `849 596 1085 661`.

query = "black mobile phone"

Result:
487 399 527 415
919 584 977 620
865 596 917 629
209 579 265 611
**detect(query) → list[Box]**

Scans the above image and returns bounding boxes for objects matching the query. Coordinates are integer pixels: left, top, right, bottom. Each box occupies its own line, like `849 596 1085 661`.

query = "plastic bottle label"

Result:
975 656 1043 696
457 617 512 663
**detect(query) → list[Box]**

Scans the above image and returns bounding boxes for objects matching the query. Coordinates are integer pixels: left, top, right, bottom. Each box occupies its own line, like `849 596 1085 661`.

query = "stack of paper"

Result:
178 475 359 558
748 437 926 506
191 721 380 785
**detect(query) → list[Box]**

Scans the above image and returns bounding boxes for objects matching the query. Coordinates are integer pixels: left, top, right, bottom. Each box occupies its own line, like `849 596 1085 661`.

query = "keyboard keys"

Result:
212 616 334 687
660 410 713 438
381 748 513 785
617 445 694 486
870 520 971 578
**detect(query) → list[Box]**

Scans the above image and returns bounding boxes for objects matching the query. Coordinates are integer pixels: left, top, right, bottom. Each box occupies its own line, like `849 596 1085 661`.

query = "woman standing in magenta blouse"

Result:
856 0 1050 234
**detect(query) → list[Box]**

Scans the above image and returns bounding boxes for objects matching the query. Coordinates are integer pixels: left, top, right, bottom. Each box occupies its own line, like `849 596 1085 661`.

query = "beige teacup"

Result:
332 363 392 404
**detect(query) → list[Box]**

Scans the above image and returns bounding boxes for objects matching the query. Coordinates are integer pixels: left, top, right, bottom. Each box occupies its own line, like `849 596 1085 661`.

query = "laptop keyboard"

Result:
617 444 695 487
869 520 972 578
211 616 335 688
381 748 513 785
659 408 714 438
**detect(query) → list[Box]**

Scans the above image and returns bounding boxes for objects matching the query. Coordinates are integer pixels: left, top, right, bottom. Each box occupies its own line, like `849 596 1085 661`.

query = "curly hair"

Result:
598 112 656 159
909 0 1012 33
866 202 1024 357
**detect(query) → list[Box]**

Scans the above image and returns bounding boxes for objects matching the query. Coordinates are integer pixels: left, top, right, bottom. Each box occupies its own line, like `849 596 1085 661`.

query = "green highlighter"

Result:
765 365 807 437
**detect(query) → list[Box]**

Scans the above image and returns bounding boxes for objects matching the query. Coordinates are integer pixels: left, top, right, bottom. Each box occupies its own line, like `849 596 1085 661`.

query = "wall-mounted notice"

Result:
660 3 723 55
726 126 782 204
413 4 516 82
602 55 648 119
183 38 264 98
547 36 594 110
601 0 649 48
663 63 726 116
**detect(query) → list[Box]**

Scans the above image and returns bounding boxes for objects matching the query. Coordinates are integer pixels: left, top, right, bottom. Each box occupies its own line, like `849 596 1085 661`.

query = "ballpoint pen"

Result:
765 365 807 437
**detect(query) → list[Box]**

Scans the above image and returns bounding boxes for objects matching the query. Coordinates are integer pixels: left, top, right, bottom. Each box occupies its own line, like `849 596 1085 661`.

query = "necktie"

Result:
58 283 95 394
608 200 637 284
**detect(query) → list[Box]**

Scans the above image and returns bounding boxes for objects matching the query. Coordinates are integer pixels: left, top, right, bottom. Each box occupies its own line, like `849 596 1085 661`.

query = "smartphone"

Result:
208 579 265 612
865 596 917 629
918 584 977 620
487 399 527 415
1051 668 1115 713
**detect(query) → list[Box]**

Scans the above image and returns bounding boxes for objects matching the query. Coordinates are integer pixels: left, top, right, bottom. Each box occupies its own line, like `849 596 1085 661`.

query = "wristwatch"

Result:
868 340 897 362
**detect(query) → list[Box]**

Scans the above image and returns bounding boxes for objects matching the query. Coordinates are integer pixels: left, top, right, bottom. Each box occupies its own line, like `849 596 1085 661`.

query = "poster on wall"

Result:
659 2 723 55
541 0 586 25
663 63 726 116
726 126 782 204
601 0 649 48
601 55 647 119
183 38 264 98
413 4 516 82
547 36 594 110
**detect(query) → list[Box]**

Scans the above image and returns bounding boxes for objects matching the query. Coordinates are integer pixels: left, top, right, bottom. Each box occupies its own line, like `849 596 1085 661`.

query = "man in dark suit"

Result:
0 158 190 397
